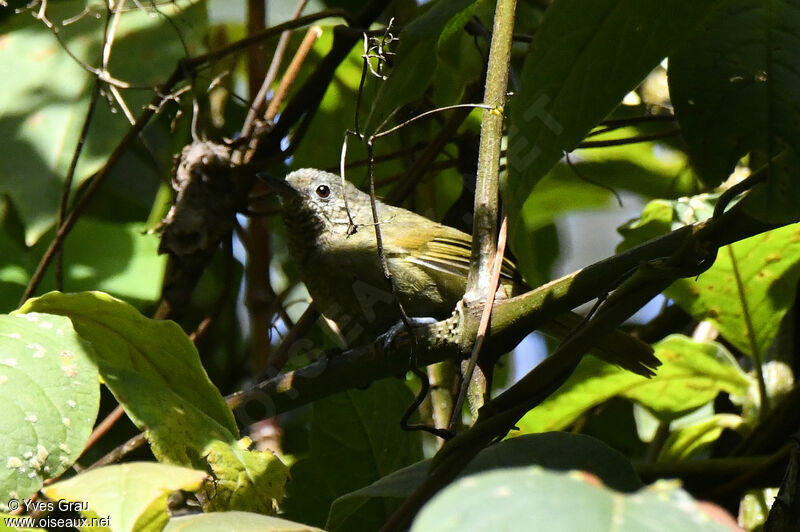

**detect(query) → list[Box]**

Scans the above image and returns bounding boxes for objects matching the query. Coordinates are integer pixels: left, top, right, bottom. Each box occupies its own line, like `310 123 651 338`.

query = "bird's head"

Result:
265 168 370 234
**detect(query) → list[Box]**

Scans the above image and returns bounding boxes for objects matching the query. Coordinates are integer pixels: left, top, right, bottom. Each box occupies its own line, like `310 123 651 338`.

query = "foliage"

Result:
1 0 799 530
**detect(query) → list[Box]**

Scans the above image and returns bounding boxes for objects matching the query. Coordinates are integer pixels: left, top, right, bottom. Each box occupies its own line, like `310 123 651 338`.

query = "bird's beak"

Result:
257 172 300 198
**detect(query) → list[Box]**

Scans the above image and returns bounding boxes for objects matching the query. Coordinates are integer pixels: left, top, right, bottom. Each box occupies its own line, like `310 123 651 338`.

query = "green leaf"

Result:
518 335 752 432
204 439 289 514
16 292 236 436
0 2 205 245
658 414 743 463
42 462 208 532
164 512 325 532
667 224 800 360
60 220 166 303
16 292 288 512
506 0 720 254
328 432 641 531
625 336 751 421
0 220 166 310
516 136 703 266
411 467 730 532
668 0 800 189
282 380 423 531
0 312 99 510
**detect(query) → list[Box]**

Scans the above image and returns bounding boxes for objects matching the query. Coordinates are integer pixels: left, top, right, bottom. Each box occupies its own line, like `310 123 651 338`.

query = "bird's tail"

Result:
539 311 661 378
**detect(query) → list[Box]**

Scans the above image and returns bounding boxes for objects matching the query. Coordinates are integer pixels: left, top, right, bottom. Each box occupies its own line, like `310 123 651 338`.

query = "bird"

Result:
267 168 659 377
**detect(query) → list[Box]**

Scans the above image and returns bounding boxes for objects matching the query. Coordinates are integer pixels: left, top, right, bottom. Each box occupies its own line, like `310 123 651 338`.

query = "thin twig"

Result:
86 433 147 470
240 0 310 139
564 151 623 207
81 405 126 459
32 1 135 89
54 0 123 290
448 214 508 432
384 85 480 205
261 304 320 376
372 103 491 141
101 0 125 69
324 142 426 173
264 26 323 123
55 79 102 290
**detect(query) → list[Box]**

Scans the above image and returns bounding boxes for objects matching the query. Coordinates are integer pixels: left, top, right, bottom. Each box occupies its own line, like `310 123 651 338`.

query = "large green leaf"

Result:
328 432 641 531
42 462 208 532
521 135 703 233
668 0 800 192
506 0 720 259
667 223 800 361
16 292 287 513
518 335 752 432
17 292 236 435
411 467 730 531
0 1 205 244
282 379 423 531
0 312 99 510
618 197 800 361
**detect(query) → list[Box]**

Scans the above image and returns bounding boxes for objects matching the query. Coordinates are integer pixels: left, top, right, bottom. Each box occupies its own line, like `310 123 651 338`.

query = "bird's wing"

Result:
391 224 516 282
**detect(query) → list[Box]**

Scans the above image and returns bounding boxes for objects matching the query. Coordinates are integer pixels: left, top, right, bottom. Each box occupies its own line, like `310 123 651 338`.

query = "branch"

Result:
464 0 516 302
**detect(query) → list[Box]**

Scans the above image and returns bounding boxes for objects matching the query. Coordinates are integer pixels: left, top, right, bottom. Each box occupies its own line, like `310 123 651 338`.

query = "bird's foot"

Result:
378 317 438 354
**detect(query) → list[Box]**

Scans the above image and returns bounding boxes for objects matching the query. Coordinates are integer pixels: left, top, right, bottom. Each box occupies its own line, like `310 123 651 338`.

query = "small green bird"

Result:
269 168 658 377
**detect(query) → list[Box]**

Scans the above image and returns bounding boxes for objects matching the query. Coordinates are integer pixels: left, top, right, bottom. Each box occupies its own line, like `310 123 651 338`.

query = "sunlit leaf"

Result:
667 224 800 360
42 462 207 532
16 292 287 513
518 335 752 432
658 414 743 463
164 511 325 532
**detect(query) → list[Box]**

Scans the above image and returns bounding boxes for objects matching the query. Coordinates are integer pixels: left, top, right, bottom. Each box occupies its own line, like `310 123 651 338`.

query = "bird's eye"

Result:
316 185 331 198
